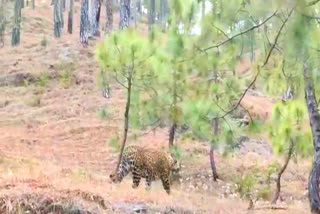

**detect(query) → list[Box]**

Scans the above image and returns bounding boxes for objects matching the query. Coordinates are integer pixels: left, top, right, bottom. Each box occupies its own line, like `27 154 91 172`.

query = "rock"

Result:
0 73 36 87
58 48 78 62
132 204 147 213
0 100 9 108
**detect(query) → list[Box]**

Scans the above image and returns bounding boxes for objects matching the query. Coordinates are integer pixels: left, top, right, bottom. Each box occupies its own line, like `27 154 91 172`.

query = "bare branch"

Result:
239 103 253 122
213 67 260 120
211 7 294 120
263 8 294 67
211 24 229 39
114 72 128 89
308 0 320 6
203 10 278 52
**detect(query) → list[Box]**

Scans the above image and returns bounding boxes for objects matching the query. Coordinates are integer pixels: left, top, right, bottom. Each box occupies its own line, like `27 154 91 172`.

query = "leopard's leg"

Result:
161 174 171 194
132 166 141 189
145 173 152 191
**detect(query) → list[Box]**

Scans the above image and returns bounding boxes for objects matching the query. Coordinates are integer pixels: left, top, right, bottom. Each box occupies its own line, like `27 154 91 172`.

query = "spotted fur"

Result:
109 145 180 194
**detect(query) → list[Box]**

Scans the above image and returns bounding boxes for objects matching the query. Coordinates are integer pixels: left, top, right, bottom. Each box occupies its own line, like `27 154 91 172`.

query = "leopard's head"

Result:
168 154 181 173
109 173 121 183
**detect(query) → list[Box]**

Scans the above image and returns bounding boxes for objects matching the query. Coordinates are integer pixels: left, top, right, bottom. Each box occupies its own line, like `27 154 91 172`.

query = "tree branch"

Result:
203 10 278 52
308 0 320 6
114 72 128 89
263 8 294 67
213 67 260 120
211 8 294 120
211 24 229 39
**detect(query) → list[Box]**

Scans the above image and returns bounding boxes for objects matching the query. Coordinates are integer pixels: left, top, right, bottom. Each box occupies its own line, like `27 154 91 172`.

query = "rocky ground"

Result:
0 1 312 213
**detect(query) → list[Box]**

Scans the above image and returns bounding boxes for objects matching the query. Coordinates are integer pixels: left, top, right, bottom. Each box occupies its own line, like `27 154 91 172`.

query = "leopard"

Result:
109 145 180 194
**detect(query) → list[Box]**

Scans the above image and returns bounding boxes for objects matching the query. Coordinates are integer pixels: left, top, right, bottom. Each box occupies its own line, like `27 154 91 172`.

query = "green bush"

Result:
98 108 113 120
257 186 272 201
108 136 120 152
39 73 50 87
234 173 257 200
40 36 48 47
170 146 182 160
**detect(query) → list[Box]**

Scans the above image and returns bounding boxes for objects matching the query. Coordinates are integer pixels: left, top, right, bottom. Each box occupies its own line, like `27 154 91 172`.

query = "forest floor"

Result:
0 1 312 213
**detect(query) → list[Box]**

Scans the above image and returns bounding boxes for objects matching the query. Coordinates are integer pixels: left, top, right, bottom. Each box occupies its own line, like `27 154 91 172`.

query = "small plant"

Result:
59 69 73 88
234 173 257 200
257 186 272 201
265 162 281 185
72 168 89 183
40 36 47 47
27 95 41 107
39 72 50 87
98 108 113 120
170 146 182 160
108 136 120 152
56 62 76 88
23 79 30 87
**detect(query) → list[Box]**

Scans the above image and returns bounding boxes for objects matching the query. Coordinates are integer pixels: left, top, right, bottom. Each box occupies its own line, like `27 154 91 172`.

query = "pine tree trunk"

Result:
0 0 5 47
67 0 73 34
90 0 101 37
105 0 113 34
115 71 133 173
210 118 219 181
119 0 130 29
304 63 320 213
169 123 176 149
136 0 141 14
169 66 178 149
201 0 205 20
61 0 64 28
62 0 65 11
272 139 294 204
148 0 155 31
80 0 89 44
12 0 22 46
130 0 136 27
21 0 24 8
159 0 168 29
53 0 63 38
32 0 35 9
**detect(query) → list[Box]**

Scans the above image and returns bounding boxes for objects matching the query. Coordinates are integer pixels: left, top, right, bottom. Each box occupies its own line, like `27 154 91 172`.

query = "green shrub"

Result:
109 136 120 152
59 69 73 88
170 146 182 160
27 95 41 107
257 186 272 200
98 108 113 120
41 36 48 47
234 173 257 200
265 162 281 185
39 73 50 87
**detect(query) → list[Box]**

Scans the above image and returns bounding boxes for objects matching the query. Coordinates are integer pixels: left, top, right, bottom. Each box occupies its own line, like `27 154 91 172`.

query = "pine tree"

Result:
148 0 155 31
105 0 113 34
96 30 155 175
68 0 73 34
53 0 63 38
61 0 65 11
159 0 169 27
80 0 89 44
90 0 101 37
12 0 22 46
0 0 5 47
119 0 130 29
